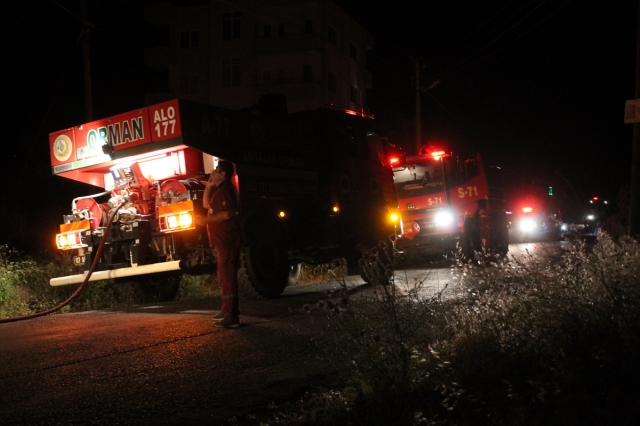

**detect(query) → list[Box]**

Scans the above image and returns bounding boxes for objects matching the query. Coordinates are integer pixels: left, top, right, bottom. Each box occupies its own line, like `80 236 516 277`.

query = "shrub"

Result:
269 233 640 426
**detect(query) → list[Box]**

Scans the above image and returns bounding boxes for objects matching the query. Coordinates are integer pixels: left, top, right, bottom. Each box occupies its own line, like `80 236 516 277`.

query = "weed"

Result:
267 233 640 426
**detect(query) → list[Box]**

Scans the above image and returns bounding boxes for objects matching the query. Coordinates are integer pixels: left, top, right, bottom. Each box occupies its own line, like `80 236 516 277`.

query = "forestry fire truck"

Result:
48 97 400 300
392 145 508 259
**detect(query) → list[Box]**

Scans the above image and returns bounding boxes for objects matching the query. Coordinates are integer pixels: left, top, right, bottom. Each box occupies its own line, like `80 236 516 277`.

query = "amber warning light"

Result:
522 206 533 213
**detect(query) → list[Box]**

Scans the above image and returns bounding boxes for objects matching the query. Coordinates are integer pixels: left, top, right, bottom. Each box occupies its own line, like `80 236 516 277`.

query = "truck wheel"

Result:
132 273 181 303
237 237 293 299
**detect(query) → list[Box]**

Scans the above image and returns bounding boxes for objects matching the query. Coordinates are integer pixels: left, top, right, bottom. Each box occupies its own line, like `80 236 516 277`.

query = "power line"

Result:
442 0 576 77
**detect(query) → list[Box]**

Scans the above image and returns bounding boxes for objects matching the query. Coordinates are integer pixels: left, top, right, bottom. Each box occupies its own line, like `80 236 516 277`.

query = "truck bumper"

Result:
49 260 183 287
397 233 461 254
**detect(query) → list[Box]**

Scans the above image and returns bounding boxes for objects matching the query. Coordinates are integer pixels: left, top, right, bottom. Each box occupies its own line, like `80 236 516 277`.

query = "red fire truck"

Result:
393 145 508 260
48 97 401 300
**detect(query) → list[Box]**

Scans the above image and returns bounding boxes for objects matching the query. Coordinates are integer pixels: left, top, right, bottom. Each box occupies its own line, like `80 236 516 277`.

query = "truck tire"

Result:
131 273 182 303
237 216 297 298
238 249 300 299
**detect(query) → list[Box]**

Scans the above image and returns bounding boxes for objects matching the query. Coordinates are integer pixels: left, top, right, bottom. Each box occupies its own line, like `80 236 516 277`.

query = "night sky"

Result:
3 0 638 252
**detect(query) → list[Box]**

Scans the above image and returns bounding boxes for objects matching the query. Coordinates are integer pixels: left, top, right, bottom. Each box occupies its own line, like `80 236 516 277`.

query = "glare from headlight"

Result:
519 218 536 232
560 224 568 231
586 214 595 221
435 211 454 226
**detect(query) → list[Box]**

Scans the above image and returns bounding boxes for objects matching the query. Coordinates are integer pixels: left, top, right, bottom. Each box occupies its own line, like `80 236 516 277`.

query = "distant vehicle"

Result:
507 195 561 242
393 145 509 260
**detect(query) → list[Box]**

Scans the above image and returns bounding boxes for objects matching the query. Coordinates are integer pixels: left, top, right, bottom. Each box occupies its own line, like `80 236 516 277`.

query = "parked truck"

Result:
49 97 401 300
392 145 508 259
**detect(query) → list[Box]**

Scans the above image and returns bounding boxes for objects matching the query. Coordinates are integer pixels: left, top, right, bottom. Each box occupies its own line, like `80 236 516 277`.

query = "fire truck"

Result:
392 145 508 259
48 97 400 300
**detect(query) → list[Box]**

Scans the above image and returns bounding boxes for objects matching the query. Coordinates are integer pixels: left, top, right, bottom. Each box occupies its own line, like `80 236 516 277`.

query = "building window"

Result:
223 11 242 40
304 20 313 34
179 75 199 93
350 43 357 60
191 75 199 93
350 86 358 104
222 58 241 87
303 66 312 83
181 31 200 48
327 26 337 45
278 23 285 36
179 75 189 93
263 24 272 38
328 72 337 92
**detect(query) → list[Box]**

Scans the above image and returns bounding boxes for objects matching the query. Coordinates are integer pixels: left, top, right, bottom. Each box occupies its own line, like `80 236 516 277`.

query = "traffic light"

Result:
548 186 553 196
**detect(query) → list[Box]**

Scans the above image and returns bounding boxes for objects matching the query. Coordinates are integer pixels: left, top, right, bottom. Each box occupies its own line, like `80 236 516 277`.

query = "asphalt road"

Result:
0 242 561 425
0 281 357 426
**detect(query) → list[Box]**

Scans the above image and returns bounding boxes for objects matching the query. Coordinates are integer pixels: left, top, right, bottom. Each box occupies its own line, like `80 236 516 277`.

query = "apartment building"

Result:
144 0 372 114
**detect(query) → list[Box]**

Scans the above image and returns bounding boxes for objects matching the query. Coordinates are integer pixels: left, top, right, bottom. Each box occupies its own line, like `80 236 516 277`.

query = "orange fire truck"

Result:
48 97 400 300
392 145 508 259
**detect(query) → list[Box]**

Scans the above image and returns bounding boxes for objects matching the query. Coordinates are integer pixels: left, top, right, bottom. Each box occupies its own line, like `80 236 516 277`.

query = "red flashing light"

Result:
389 157 400 165
431 150 446 159
592 196 599 201
522 206 533 213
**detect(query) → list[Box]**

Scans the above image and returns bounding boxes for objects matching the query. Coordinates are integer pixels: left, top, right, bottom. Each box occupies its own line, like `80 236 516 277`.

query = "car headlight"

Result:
434 210 454 226
519 218 536 232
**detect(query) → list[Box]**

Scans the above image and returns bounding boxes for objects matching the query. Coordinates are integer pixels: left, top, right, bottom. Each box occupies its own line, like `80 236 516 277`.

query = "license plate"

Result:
73 255 86 266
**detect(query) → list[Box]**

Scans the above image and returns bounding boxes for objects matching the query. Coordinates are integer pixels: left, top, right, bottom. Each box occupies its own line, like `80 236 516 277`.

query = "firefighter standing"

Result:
197 160 243 328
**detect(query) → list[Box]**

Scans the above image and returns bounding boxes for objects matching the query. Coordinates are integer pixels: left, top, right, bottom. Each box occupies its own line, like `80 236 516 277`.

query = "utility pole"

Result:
80 0 93 122
631 0 640 237
415 57 422 155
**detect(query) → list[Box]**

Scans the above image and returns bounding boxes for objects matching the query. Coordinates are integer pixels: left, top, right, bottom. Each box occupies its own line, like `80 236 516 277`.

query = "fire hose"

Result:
0 200 127 324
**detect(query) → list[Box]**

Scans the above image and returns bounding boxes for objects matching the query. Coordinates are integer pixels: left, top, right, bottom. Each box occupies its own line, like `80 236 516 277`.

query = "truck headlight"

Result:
158 200 196 233
56 231 86 250
434 211 454 226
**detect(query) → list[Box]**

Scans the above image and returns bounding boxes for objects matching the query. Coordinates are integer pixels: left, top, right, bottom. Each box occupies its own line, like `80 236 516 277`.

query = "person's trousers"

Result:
215 246 241 319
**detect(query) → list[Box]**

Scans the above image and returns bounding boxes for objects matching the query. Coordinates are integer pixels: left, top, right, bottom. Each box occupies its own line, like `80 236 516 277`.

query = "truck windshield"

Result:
394 159 444 199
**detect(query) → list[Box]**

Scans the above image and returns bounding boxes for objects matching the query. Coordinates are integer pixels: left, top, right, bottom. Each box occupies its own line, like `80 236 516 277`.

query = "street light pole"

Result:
631 0 640 237
415 57 422 155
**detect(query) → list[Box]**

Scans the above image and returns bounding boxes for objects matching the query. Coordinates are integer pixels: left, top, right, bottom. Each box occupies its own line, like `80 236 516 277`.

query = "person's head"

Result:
216 160 235 179
209 160 235 186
